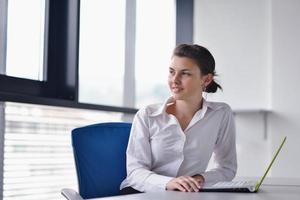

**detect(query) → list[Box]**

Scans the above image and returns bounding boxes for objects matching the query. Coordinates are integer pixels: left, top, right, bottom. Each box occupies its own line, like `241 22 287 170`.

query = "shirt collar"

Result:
149 96 215 117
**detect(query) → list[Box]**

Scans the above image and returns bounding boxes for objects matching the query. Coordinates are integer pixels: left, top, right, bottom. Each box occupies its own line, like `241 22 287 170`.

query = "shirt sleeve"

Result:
124 109 173 192
201 105 237 183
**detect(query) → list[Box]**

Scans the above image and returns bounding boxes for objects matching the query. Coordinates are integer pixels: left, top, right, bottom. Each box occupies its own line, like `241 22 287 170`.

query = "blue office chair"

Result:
61 122 131 199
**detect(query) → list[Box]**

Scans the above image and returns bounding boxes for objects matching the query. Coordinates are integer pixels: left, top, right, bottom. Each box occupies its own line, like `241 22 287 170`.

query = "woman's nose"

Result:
172 73 180 83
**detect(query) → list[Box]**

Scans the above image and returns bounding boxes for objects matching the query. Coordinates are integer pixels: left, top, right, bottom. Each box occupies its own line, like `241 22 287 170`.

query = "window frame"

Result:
176 0 194 45
0 0 8 75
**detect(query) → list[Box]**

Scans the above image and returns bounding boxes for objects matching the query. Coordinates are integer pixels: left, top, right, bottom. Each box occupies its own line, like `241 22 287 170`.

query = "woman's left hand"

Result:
192 174 205 188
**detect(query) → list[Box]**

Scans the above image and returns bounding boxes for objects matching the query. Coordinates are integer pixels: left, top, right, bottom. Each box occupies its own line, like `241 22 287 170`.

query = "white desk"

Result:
89 178 300 200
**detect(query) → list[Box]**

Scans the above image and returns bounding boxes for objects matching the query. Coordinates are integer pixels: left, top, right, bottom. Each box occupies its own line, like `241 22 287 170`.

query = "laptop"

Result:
200 136 287 193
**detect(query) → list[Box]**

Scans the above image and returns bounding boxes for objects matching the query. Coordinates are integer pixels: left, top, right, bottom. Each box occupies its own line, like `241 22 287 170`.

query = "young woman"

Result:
120 44 237 194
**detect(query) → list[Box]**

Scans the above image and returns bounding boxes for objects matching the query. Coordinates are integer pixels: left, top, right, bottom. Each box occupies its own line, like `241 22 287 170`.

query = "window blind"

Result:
3 102 122 200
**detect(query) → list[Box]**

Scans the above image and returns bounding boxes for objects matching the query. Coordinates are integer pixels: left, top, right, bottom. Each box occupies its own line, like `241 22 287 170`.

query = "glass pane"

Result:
135 0 176 108
79 0 125 106
3 102 124 200
5 0 46 81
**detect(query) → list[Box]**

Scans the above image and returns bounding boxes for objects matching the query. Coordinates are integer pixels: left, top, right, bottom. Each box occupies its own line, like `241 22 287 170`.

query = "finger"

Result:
180 177 197 192
188 177 201 188
178 179 192 192
174 182 187 192
186 177 200 191
178 176 198 192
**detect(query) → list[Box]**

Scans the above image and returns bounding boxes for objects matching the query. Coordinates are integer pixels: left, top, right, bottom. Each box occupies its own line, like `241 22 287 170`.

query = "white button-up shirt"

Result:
120 97 237 192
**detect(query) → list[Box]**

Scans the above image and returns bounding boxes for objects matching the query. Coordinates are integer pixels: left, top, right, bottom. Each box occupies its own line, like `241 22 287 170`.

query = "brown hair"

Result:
173 44 222 93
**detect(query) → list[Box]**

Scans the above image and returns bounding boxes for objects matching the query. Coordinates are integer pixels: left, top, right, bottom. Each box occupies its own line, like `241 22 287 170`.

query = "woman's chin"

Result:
171 93 185 100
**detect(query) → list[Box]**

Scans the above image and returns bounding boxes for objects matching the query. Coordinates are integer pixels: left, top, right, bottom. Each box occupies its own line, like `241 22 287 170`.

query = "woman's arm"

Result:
125 109 173 192
201 105 237 183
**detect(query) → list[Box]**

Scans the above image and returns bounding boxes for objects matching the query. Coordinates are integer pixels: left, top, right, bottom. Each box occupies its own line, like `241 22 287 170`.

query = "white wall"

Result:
269 0 300 177
194 0 300 178
194 0 271 110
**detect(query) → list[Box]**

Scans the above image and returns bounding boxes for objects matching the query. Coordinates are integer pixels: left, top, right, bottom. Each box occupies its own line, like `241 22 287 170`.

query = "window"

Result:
4 0 46 81
2 102 124 200
79 0 177 108
135 0 175 107
1 0 194 107
79 0 126 107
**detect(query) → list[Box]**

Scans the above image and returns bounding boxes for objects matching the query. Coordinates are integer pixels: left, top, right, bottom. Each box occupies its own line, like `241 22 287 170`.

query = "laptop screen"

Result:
255 136 287 191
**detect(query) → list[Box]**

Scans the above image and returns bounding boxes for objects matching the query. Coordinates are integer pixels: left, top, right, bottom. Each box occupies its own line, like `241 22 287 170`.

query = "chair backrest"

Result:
72 122 131 199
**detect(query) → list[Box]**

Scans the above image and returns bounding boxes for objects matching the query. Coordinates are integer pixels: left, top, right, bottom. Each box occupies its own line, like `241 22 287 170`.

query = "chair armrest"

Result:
61 188 84 200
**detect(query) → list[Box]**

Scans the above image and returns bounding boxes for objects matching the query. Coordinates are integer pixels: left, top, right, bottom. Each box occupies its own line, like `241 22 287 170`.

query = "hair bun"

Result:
205 80 222 93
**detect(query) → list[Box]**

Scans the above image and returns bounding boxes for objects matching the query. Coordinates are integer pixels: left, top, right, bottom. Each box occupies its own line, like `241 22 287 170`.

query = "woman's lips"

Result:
172 87 183 93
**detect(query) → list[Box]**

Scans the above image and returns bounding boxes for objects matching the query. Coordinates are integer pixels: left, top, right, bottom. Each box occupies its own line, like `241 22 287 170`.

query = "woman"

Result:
120 44 237 194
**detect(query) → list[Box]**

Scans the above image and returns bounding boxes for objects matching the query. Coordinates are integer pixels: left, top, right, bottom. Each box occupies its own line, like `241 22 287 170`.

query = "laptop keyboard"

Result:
212 181 252 188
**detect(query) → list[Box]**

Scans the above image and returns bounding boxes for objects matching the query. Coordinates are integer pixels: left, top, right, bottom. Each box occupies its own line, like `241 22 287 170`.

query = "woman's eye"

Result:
182 72 191 76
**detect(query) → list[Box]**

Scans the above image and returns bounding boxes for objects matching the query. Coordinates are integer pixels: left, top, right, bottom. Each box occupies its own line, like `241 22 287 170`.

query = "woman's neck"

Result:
166 97 203 131
175 97 203 116
172 97 203 118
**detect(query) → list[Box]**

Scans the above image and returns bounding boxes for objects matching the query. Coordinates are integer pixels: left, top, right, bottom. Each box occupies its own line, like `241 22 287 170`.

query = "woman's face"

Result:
168 56 206 101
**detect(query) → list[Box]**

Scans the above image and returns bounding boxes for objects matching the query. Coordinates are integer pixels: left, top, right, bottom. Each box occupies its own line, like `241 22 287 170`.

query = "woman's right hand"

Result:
166 176 201 192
